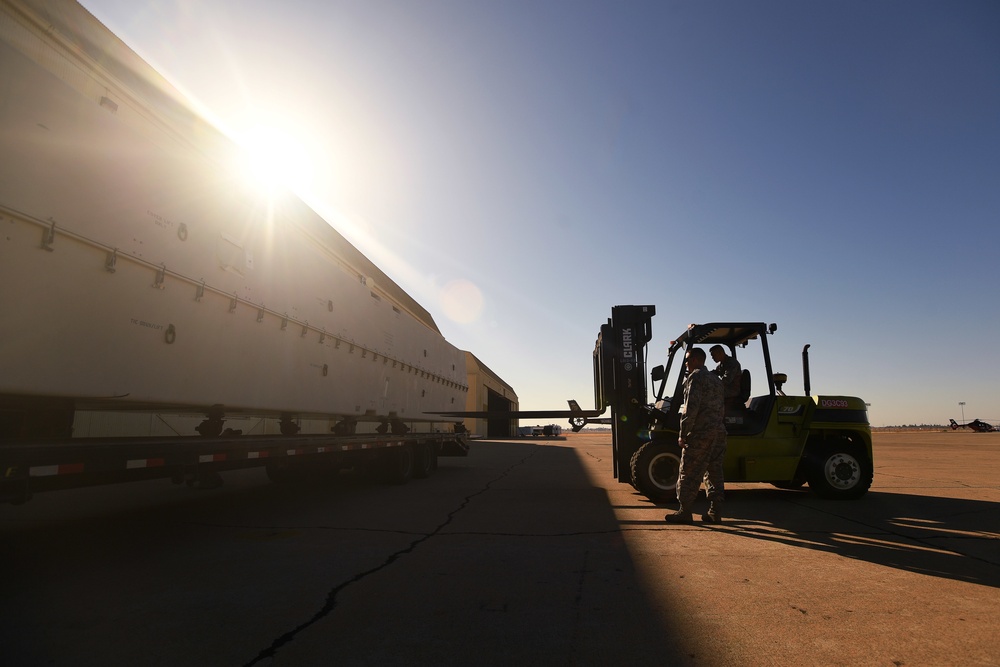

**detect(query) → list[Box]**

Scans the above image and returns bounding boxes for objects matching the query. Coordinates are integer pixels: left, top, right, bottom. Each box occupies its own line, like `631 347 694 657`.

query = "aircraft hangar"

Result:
462 352 518 439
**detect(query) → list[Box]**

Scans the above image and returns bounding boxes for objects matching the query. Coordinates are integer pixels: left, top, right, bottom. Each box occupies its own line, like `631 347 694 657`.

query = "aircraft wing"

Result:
430 409 605 419
429 400 610 432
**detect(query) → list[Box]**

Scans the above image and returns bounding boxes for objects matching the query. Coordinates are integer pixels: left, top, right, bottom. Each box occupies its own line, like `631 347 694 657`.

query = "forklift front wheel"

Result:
630 441 682 504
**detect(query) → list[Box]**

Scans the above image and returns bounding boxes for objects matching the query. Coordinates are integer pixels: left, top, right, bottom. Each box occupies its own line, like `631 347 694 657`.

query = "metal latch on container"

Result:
41 220 56 251
153 264 166 289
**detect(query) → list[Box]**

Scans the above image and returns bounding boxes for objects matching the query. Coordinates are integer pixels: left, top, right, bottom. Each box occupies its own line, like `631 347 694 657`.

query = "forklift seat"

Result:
739 370 751 406
725 386 771 436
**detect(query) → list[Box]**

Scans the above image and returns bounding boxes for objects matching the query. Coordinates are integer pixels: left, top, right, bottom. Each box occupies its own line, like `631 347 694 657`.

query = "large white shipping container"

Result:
0 0 467 436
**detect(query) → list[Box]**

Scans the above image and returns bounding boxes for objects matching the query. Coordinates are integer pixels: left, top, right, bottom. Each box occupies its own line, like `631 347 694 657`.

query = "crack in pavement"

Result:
242 449 538 666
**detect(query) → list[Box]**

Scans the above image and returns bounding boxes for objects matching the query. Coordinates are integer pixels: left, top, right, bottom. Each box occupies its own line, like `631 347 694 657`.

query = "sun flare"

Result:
440 279 484 325
233 123 316 197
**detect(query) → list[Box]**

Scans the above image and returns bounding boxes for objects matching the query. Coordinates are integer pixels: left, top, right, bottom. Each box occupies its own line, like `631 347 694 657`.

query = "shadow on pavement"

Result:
711 489 1000 588
0 440 693 666
272 440 693 665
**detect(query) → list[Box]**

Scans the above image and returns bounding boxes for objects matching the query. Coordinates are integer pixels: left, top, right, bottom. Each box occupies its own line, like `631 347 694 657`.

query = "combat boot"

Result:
664 509 693 523
701 501 723 524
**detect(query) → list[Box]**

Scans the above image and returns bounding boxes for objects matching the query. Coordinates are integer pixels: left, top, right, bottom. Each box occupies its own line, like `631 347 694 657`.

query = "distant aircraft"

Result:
949 418 996 433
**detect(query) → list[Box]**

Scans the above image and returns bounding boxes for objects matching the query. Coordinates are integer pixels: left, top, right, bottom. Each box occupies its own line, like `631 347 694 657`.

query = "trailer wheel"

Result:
381 444 414 484
806 440 873 499
266 462 298 485
630 441 682 504
412 441 436 479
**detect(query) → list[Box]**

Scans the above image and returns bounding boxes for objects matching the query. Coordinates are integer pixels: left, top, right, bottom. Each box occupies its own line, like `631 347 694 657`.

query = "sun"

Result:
233 122 316 197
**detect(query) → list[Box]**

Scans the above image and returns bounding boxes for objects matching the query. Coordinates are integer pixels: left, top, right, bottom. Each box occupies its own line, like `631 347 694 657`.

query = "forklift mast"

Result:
593 305 655 482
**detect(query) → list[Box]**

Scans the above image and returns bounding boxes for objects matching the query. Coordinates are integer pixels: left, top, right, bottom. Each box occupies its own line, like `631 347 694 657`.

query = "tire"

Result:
412 441 436 479
806 441 873 499
265 462 299 485
630 441 682 503
266 460 340 485
381 444 414 485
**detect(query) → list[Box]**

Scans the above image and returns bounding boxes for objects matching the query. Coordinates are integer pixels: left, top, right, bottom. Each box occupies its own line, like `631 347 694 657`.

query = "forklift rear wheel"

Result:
806 441 873 499
630 441 682 504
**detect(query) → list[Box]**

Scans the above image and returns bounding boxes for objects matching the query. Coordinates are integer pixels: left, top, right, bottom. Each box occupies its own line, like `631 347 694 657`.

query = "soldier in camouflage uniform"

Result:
665 347 727 524
710 344 743 411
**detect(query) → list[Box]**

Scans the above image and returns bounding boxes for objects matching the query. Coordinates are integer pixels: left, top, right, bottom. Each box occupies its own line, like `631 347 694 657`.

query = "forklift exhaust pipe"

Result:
802 344 811 397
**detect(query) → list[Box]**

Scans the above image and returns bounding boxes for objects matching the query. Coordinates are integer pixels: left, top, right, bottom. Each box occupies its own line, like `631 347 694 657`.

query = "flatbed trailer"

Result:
1 429 469 505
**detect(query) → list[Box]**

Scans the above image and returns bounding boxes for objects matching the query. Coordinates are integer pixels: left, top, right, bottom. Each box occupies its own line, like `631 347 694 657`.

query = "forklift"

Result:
594 305 873 503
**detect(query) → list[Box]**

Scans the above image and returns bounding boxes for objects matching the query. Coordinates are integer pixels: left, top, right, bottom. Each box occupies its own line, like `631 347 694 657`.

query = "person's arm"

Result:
679 373 701 445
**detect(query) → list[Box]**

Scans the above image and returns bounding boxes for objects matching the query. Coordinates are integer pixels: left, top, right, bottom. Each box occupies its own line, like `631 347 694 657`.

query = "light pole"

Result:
959 401 966 424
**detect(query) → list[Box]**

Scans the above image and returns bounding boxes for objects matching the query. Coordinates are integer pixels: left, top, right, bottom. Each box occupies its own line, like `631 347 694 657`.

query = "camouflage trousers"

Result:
676 429 727 509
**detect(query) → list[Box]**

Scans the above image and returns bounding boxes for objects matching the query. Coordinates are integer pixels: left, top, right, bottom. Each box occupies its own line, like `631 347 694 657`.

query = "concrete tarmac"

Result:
1 430 998 666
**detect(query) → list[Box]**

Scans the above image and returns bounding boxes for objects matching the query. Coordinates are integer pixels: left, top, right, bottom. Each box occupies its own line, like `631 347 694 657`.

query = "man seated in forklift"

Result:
710 344 743 412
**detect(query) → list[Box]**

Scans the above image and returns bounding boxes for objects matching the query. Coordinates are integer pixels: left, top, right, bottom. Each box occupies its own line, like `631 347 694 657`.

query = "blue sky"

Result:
79 0 999 427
